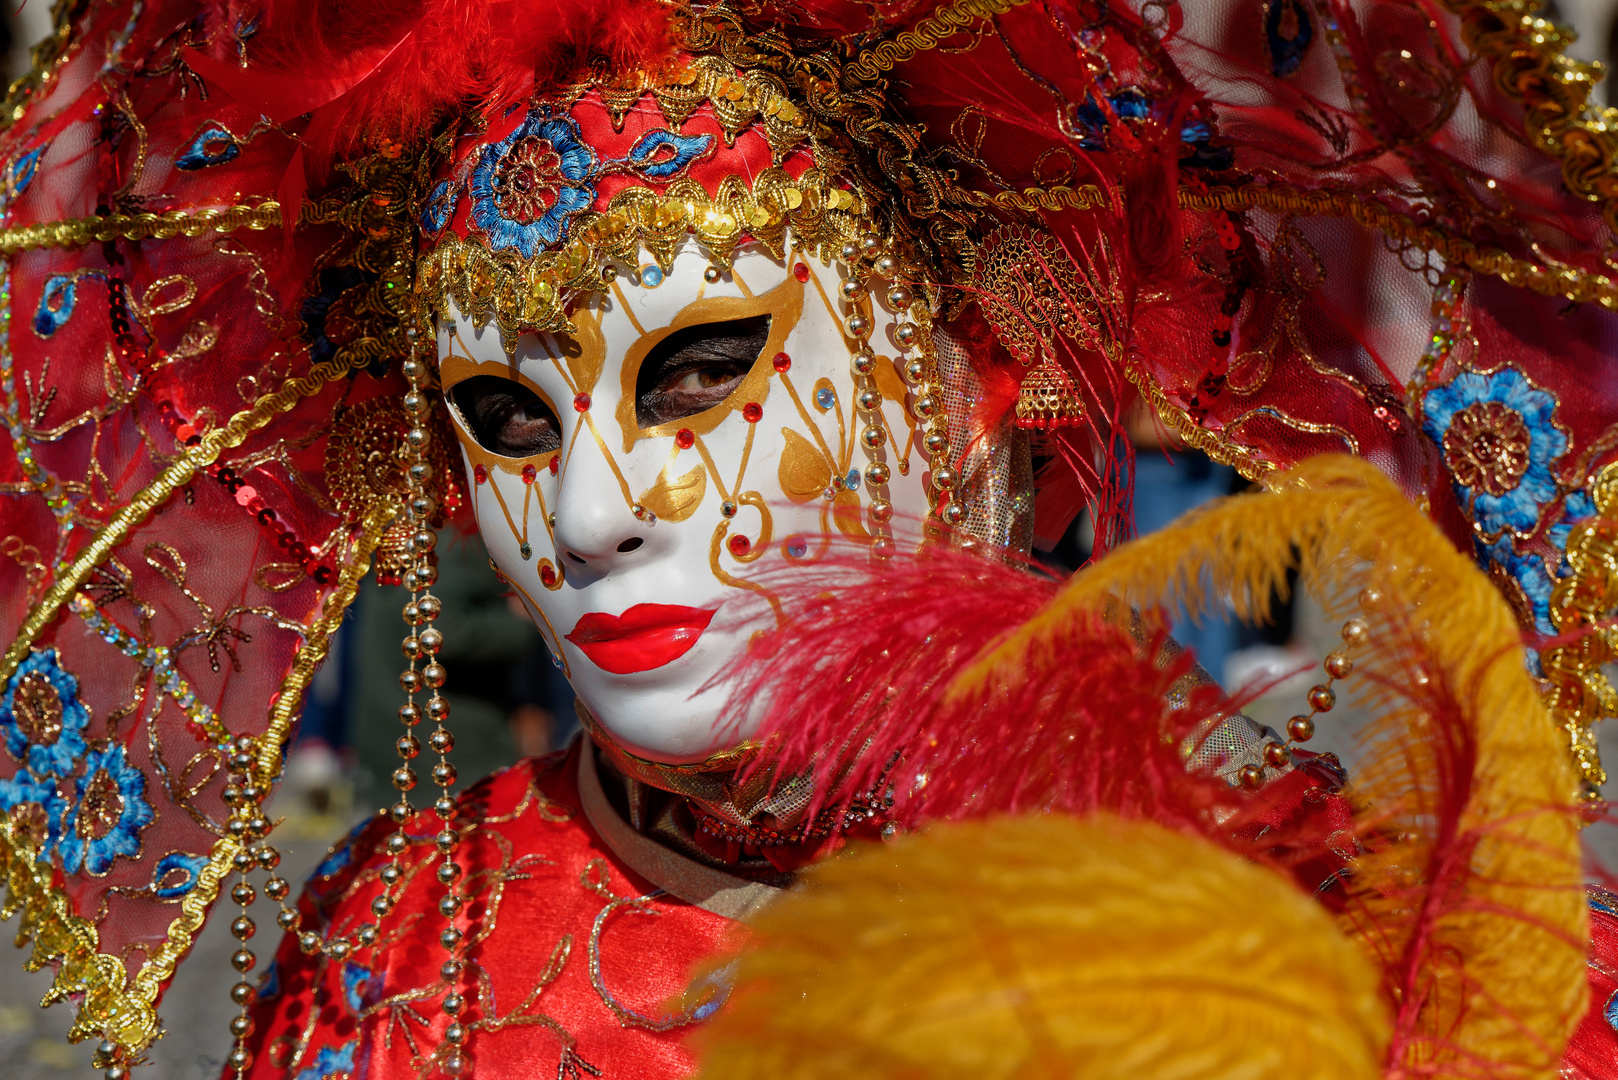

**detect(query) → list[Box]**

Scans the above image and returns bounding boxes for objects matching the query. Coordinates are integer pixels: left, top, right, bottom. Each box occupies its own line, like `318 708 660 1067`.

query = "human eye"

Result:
448 375 562 457
635 314 771 428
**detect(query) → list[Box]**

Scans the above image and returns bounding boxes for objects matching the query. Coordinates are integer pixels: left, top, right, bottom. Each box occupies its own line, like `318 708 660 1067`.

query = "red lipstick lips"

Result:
565 604 717 675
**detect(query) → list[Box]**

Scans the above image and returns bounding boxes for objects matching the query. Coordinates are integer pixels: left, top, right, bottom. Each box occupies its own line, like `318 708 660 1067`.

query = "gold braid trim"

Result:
0 363 342 690
972 182 1618 311
1440 0 1618 231
0 202 284 255
254 500 398 781
0 500 397 1056
1541 461 1618 801
844 0 1035 79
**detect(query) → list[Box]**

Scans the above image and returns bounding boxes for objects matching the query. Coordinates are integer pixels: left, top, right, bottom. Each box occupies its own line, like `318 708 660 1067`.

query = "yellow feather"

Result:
952 455 1587 1077
695 814 1390 1080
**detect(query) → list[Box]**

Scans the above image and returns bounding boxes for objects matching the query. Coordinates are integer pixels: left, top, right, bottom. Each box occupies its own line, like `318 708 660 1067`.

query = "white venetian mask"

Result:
439 240 933 763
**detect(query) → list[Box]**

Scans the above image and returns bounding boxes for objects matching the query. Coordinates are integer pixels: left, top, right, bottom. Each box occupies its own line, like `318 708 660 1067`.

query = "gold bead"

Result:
1237 763 1264 789
865 462 891 485
1341 618 1370 647
1357 586 1384 610
1324 651 1353 679
1287 714 1315 742
1263 742 1292 768
1308 684 1337 712
703 266 722 283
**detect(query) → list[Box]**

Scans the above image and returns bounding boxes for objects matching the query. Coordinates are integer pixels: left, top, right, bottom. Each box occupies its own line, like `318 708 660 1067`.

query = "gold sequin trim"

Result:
417 168 875 343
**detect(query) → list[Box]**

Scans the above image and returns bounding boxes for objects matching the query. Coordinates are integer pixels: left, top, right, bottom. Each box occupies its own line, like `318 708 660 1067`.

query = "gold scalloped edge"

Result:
1441 0 1618 232
1541 460 1618 801
1120 358 1278 484
417 166 874 344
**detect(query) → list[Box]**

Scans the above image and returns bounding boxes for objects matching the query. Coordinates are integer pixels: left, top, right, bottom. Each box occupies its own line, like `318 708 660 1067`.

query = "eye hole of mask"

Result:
449 375 562 458
635 314 771 428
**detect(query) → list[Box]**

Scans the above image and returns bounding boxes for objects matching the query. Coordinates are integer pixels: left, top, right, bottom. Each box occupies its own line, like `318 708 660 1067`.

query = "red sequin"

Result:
574 392 592 412
792 263 810 282
773 352 791 373
549 456 560 475
540 564 557 587
727 534 751 557
742 402 763 423
522 463 537 484
675 428 695 449
474 463 488 485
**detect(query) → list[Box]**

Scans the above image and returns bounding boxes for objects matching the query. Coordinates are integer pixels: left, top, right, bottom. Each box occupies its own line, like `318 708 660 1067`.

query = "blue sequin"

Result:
846 469 861 490
785 535 809 559
1265 0 1314 78
175 124 240 171
814 387 836 410
152 852 210 899
640 264 664 287
2 648 91 778
56 743 154 877
33 276 77 338
1606 990 1618 1034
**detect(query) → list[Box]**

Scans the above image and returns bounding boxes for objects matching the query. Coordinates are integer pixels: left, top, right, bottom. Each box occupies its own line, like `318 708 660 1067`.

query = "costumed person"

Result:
0 1 1613 1079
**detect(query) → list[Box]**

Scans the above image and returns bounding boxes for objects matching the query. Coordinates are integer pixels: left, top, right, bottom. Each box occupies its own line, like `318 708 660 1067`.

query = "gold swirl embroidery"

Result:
1541 462 1618 801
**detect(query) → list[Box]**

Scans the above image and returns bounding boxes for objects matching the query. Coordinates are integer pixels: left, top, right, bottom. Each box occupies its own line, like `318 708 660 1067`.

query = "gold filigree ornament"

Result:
1541 460 1618 801
1014 357 1086 430
325 396 456 586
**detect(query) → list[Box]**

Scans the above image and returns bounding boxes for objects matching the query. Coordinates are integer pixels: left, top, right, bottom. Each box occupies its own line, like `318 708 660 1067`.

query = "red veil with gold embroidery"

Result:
0 0 1612 1077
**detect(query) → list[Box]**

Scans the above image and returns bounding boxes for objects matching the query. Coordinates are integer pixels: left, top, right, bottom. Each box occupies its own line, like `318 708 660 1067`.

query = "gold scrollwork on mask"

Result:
614 275 803 452
639 464 707 523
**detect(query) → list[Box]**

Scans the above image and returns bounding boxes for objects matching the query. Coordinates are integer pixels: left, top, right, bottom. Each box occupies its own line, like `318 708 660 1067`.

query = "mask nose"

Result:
549 437 648 572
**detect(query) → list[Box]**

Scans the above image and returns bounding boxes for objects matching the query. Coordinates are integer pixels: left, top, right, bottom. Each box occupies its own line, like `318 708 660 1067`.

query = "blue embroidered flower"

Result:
175 124 240 171
420 178 455 234
33 275 78 338
152 851 210 899
469 108 599 257
1 649 91 778
1422 368 1567 537
295 1040 357 1080
56 743 154 876
0 766 64 860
